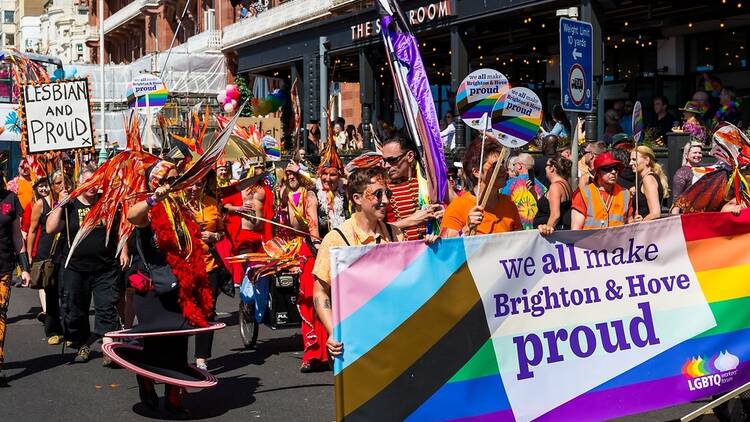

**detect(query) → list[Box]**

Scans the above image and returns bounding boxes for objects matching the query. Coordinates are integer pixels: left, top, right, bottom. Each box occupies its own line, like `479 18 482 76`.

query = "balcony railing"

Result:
104 0 148 34
222 0 333 50
171 29 222 54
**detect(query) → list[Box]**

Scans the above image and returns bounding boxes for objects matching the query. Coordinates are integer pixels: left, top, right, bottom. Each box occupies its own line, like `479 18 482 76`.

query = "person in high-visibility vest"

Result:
571 151 632 230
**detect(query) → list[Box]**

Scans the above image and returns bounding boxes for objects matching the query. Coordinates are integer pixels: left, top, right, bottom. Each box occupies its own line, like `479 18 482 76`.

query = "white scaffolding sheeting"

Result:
77 52 227 102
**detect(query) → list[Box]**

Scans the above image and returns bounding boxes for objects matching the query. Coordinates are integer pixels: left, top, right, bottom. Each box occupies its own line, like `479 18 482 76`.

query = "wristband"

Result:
18 253 30 273
146 195 157 207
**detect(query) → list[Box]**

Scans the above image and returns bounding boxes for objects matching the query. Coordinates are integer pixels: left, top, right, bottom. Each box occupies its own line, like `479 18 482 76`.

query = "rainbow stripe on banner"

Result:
330 210 750 421
127 87 168 109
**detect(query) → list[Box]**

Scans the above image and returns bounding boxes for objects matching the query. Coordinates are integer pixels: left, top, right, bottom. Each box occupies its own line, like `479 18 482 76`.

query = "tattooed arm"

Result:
313 277 343 356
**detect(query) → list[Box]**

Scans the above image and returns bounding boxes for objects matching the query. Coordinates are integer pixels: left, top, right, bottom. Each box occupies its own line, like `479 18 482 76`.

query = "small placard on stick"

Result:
21 78 95 154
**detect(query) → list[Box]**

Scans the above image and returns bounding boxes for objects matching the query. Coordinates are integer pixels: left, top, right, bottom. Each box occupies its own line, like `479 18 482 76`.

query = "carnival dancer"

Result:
46 169 128 365
313 167 405 358
307 136 348 241
570 152 633 230
102 161 222 414
276 162 328 372
216 160 233 188
220 164 274 281
184 180 228 371
381 136 443 241
442 138 521 237
673 123 750 215
296 139 348 371
0 170 32 386
26 171 67 345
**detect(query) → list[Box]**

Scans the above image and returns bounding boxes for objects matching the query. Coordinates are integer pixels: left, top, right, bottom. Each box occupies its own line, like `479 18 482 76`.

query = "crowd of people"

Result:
0 91 746 415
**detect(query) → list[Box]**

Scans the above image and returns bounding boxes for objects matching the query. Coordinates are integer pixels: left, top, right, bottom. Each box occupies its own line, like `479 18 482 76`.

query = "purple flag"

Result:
380 12 448 204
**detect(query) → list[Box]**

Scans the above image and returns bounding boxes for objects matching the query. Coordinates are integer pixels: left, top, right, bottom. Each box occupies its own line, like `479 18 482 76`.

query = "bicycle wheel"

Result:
239 300 259 349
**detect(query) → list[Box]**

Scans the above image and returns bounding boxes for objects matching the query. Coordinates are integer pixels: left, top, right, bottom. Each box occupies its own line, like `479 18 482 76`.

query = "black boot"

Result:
136 375 158 410
164 384 189 416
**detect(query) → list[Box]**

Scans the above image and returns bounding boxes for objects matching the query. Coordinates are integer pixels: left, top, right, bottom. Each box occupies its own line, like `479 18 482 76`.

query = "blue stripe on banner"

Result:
405 374 510 421
333 238 469 374
593 327 750 392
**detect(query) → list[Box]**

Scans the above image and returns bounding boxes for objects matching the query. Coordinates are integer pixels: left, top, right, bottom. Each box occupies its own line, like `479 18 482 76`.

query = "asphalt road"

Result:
0 286 735 421
1 286 334 421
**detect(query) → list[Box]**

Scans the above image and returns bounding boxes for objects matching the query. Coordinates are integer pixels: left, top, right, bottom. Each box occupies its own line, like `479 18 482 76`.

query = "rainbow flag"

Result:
330 210 750 421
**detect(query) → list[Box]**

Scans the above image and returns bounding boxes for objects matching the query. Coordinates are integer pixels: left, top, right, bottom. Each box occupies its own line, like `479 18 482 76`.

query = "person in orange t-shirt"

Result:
442 138 521 236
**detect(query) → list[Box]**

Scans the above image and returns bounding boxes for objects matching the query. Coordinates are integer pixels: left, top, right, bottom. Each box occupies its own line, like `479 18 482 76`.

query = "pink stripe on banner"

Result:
333 242 428 326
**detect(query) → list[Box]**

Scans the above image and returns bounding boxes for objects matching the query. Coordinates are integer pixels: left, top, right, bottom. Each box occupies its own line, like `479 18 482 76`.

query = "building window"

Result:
77 44 83 52
4 34 14 46
3 11 13 24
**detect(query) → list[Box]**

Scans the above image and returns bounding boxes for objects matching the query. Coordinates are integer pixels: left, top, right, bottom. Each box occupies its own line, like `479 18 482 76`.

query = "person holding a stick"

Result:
570 152 633 230
441 138 521 237
630 145 668 222
381 135 443 241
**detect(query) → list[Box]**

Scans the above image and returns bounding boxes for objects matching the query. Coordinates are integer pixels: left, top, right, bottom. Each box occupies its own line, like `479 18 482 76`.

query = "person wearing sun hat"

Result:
571 151 633 230
676 100 709 144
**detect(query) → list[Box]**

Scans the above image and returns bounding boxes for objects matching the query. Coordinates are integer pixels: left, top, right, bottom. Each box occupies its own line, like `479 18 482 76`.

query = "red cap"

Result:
593 151 624 172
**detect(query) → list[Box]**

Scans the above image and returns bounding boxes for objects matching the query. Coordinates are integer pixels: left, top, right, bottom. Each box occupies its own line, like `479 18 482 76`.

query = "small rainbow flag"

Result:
331 210 750 421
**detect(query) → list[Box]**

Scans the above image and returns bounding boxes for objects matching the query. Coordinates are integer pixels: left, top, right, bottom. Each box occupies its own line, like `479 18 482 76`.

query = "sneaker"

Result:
74 345 90 363
196 362 208 371
47 335 63 345
101 354 116 368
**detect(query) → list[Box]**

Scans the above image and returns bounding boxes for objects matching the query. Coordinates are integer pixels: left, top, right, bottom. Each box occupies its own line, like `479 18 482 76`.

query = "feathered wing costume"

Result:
66 109 253 396
674 123 750 213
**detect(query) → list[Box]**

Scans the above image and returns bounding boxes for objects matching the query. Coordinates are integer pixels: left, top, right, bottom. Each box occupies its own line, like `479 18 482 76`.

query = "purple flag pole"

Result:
378 3 448 204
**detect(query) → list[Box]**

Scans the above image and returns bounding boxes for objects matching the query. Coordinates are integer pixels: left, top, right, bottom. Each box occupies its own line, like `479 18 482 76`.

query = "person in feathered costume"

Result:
673 123 750 214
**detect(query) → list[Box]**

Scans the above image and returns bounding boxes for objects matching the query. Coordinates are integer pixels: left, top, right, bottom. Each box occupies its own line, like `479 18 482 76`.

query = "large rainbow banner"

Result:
330 210 750 421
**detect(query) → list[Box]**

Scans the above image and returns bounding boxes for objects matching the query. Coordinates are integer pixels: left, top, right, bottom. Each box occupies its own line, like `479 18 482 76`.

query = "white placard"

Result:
22 79 94 153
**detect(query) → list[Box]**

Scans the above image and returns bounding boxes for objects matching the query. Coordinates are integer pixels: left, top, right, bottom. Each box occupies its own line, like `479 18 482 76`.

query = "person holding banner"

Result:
441 138 521 236
0 174 32 385
630 146 669 222
312 167 405 357
571 152 633 230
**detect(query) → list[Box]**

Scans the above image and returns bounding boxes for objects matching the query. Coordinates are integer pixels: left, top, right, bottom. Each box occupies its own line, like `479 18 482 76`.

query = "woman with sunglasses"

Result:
312 167 406 359
571 152 633 230
535 157 573 235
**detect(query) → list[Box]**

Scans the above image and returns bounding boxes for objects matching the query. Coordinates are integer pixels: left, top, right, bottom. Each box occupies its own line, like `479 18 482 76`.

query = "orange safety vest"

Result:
580 183 630 230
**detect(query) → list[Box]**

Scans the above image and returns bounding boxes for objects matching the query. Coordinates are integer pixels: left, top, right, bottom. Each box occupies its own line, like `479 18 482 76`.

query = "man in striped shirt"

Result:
381 136 444 241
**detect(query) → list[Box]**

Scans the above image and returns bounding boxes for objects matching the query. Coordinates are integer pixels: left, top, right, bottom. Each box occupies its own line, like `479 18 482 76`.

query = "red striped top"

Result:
386 177 425 241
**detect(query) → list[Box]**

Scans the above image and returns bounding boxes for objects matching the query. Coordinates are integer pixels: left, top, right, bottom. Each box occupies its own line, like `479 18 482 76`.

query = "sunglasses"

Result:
383 152 407 166
598 166 620 174
365 188 393 203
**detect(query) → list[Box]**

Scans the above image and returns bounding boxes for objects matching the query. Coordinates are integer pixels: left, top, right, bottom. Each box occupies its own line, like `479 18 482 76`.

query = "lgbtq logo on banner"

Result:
330 210 750 421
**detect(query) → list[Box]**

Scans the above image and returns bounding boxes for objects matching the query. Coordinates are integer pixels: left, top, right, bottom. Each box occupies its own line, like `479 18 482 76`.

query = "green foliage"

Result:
235 75 253 117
